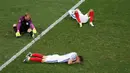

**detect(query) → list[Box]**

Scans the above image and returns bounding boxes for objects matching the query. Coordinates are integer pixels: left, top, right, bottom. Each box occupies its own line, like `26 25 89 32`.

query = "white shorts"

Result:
76 9 89 23
44 54 59 63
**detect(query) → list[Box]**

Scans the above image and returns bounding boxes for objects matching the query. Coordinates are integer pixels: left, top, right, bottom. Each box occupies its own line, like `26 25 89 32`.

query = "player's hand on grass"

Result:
16 31 21 37
31 28 37 38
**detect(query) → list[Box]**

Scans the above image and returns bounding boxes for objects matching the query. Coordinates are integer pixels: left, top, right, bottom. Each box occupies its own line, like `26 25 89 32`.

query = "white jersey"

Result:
44 52 77 63
68 10 76 19
76 9 89 23
68 9 89 23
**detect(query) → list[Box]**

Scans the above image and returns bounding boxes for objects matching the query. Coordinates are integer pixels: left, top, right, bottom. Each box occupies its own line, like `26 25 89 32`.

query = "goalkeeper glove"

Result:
16 32 21 37
33 28 37 34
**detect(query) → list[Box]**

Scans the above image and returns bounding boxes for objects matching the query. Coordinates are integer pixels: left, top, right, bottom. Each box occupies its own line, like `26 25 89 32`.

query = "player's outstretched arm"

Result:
15 20 22 37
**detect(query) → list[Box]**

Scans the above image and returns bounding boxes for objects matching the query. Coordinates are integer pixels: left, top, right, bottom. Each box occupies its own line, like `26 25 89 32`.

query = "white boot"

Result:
90 22 94 27
79 23 82 27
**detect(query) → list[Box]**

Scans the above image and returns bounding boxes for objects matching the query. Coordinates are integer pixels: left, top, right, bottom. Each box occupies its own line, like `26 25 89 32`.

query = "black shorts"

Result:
13 24 30 33
20 25 30 33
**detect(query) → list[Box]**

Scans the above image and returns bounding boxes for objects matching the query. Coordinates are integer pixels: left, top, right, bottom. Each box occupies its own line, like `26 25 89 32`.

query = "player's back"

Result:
44 52 77 63
58 52 77 63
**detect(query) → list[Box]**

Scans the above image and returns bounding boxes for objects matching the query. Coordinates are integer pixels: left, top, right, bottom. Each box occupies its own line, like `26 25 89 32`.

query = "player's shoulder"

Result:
19 16 24 20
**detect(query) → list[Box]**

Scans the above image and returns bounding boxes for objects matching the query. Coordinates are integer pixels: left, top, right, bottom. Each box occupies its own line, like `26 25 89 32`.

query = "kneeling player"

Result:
13 13 37 38
23 52 83 64
68 9 94 27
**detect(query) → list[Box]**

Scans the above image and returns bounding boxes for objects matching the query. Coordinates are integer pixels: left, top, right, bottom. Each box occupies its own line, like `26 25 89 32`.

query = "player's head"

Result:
24 13 31 21
78 56 83 63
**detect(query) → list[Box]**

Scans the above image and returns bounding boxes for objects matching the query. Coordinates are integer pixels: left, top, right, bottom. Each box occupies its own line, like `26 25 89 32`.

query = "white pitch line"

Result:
0 0 85 71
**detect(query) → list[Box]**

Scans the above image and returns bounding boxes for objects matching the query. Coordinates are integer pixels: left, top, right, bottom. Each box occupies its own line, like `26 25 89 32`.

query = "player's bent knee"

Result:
13 24 17 27
71 52 77 55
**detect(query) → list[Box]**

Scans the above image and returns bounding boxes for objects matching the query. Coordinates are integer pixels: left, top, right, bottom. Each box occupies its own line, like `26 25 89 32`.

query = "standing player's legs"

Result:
85 9 94 26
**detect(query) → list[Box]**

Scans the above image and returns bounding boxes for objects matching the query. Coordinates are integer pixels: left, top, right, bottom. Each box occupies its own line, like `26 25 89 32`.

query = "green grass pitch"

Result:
0 0 130 73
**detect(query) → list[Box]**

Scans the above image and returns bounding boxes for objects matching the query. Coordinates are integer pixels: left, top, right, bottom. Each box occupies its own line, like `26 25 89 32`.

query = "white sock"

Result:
79 23 82 27
90 22 94 26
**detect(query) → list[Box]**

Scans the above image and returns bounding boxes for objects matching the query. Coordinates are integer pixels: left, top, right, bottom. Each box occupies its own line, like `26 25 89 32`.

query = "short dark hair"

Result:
78 56 83 63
